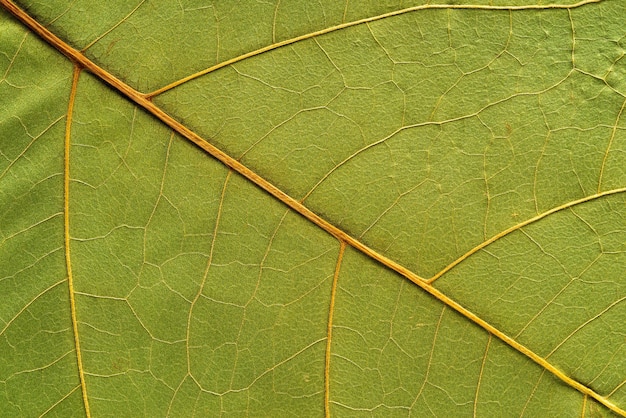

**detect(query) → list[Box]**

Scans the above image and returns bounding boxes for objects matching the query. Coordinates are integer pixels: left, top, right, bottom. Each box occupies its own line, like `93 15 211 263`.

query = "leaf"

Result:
1 0 625 416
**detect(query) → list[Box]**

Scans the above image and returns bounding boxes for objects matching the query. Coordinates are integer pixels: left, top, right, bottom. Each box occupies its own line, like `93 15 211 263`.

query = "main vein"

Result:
2 1 623 416
64 65 91 418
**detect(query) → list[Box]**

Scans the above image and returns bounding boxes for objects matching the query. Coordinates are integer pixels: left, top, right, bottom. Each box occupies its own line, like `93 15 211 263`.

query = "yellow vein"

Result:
271 0 280 43
145 0 602 97
411 306 445 409
546 296 626 359
325 242 345 418
0 0 430 285
515 253 601 340
589 347 624 388
232 338 327 394
185 171 231 375
12 350 73 376
0 278 66 337
474 334 491 418
141 131 173 271
0 115 65 182
81 0 146 52
520 370 545 417
581 394 588 418
1 29 27 80
427 186 626 284
39 385 81 417
609 380 626 398
598 97 626 193
302 76 575 202
229 209 290 391
4 2 624 415
64 65 91 418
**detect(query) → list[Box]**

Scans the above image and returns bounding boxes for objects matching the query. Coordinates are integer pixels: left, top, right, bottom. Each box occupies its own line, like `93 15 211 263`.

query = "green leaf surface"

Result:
1 0 625 416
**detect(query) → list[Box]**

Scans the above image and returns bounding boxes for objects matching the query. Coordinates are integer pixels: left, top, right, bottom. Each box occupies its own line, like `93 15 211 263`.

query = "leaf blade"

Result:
1 1 619 412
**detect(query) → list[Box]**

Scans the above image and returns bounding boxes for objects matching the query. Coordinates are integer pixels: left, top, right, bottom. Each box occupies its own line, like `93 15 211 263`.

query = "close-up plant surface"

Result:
1 0 625 416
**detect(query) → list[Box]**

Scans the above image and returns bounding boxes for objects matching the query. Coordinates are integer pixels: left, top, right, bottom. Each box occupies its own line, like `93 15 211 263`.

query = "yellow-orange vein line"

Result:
474 334 491 418
609 380 626 398
145 0 601 97
598 97 626 193
547 296 626 359
0 1 429 285
64 65 90 418
0 278 65 337
81 0 147 52
185 170 231 375
411 306 445 409
427 186 626 284
325 242 345 418
520 370 545 417
5 2 624 415
581 394 588 418
39 385 81 417
425 283 625 415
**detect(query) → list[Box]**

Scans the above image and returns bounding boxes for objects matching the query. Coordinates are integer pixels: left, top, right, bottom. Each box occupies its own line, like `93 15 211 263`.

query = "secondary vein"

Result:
64 65 91 418
325 242 345 417
146 0 602 97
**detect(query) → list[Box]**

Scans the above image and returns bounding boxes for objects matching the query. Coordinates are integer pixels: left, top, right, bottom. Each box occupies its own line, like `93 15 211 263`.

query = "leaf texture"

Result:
1 0 625 416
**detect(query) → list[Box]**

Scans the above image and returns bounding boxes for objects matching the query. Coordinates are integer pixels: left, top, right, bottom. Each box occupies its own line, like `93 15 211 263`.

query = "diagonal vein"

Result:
38 385 81 417
2 1 624 416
